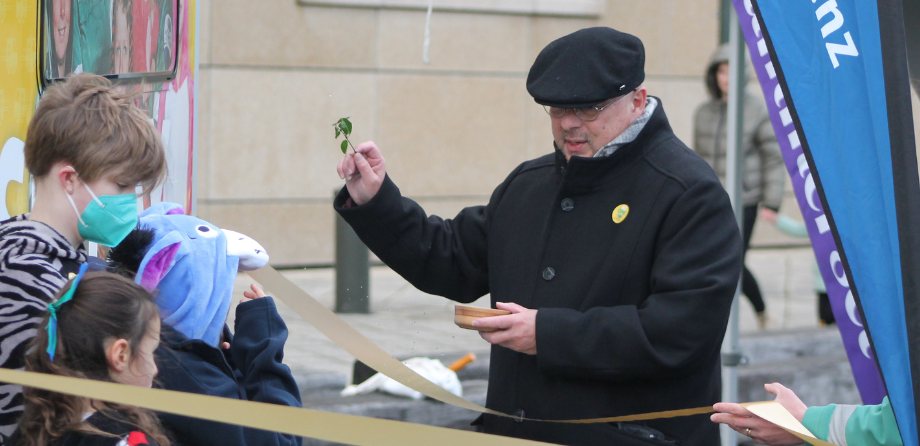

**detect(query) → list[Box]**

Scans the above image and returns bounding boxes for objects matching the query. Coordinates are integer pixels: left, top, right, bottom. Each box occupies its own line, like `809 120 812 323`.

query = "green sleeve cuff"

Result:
803 404 836 442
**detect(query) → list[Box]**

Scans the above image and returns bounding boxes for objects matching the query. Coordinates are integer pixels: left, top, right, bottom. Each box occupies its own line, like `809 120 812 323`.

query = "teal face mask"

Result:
66 181 139 247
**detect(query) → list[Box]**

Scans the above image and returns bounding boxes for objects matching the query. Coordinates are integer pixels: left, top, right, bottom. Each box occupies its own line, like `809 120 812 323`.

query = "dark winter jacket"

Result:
0 215 86 442
334 100 742 446
10 411 161 446
153 297 302 446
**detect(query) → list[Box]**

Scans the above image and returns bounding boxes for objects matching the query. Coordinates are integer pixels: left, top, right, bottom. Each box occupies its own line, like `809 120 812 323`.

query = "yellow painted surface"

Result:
0 0 38 217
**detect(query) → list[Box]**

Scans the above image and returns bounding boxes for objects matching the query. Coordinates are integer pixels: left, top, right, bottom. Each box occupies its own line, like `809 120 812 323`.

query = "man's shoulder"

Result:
517 153 557 174
635 98 722 188
492 153 557 187
641 133 722 191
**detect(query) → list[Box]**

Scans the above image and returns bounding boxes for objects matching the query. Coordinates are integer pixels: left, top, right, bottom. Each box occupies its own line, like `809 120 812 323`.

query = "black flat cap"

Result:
527 27 645 108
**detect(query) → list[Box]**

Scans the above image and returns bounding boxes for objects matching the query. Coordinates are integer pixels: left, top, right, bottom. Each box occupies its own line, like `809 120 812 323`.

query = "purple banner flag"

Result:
731 0 887 404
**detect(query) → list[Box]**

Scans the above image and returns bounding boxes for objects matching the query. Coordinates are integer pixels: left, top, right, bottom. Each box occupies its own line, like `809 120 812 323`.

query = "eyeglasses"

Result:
543 93 630 121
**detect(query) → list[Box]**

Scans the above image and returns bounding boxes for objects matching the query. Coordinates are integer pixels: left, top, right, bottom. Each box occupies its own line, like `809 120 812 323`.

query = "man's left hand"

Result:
472 302 537 355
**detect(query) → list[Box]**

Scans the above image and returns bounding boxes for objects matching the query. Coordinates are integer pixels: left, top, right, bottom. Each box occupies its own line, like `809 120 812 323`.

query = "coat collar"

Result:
553 96 674 192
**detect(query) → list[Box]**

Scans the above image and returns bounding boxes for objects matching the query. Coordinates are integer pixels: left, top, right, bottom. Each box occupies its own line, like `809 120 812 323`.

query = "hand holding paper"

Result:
712 383 810 445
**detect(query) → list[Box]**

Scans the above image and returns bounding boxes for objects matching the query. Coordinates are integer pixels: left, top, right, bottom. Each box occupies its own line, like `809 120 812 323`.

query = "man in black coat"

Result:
333 27 742 446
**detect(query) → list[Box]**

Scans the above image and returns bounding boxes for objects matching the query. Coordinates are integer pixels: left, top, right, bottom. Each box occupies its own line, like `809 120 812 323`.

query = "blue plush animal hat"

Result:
109 202 269 346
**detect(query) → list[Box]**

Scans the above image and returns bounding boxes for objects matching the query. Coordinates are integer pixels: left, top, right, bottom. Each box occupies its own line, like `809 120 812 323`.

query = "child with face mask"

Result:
0 73 167 441
11 265 171 446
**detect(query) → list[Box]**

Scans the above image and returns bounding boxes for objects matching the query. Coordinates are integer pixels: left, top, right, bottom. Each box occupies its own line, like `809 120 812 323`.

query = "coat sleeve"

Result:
0 255 67 441
228 297 303 445
754 108 786 211
802 397 902 446
230 297 302 408
334 172 516 303
155 299 302 446
691 102 706 153
535 177 742 380
775 214 808 238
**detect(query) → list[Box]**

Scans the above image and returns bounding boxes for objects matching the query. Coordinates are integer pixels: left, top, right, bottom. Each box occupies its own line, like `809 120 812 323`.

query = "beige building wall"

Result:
194 0 723 266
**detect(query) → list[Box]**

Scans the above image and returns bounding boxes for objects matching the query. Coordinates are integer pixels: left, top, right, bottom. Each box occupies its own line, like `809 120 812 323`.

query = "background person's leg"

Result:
818 292 835 325
742 205 768 327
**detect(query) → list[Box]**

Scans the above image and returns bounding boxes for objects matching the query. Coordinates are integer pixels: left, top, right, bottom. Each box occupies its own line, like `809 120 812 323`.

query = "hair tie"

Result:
47 263 89 361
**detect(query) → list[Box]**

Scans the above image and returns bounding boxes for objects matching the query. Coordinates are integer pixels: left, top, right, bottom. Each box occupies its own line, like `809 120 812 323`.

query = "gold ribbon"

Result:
0 369 549 446
0 266 834 445
246 267 835 443
0 368 833 445
250 267 719 423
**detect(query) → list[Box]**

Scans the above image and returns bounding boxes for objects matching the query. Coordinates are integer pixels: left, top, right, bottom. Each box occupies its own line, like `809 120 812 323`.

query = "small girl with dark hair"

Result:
12 264 171 446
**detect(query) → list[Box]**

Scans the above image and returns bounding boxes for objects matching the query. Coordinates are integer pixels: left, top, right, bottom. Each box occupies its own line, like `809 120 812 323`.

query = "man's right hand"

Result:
337 141 387 205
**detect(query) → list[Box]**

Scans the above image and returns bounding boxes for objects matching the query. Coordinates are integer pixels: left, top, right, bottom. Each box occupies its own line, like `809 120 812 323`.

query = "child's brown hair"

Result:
17 272 170 446
25 73 167 193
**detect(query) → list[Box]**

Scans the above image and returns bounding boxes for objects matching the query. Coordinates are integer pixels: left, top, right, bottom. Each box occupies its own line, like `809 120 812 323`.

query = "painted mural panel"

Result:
0 0 196 221
43 0 179 81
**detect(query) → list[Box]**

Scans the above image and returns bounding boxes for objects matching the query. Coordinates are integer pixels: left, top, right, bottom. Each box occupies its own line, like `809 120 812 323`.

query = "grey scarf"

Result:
594 97 659 158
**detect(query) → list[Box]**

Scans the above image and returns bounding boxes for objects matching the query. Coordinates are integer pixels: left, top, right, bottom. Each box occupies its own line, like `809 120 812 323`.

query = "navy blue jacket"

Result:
154 297 302 446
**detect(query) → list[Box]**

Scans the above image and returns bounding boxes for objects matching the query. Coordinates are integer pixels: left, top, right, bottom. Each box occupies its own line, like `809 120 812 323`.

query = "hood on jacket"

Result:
704 43 754 100
107 202 268 348
0 215 85 266
705 44 732 100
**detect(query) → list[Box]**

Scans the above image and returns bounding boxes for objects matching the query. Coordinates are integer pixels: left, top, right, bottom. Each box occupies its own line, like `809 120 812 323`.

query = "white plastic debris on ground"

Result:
340 357 462 400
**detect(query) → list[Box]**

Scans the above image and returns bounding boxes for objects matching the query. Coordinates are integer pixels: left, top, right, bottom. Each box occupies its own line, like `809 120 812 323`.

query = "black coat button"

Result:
561 198 574 211
542 267 555 280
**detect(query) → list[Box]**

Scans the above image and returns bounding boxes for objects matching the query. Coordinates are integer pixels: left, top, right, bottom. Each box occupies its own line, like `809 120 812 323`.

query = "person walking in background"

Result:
761 211 834 325
693 43 786 329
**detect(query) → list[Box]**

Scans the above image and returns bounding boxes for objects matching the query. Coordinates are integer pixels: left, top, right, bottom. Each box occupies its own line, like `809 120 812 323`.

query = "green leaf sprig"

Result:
334 117 356 154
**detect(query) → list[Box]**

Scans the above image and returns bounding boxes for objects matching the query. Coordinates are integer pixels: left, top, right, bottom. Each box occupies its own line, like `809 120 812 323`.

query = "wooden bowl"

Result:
455 305 511 332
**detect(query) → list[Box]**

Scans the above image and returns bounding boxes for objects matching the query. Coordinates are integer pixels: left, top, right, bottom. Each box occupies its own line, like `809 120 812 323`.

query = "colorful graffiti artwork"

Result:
0 0 196 220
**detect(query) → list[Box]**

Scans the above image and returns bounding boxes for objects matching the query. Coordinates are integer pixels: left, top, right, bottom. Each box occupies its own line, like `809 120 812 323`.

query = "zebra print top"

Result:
0 215 85 443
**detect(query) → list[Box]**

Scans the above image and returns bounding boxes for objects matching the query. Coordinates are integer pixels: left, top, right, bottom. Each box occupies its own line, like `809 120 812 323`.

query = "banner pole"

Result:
721 8 746 446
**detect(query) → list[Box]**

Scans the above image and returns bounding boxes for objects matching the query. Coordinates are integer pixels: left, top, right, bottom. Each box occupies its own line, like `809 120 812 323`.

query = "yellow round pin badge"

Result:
612 204 629 223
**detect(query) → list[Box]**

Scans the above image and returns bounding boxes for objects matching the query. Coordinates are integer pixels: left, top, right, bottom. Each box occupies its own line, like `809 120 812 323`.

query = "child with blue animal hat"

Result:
108 202 302 446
